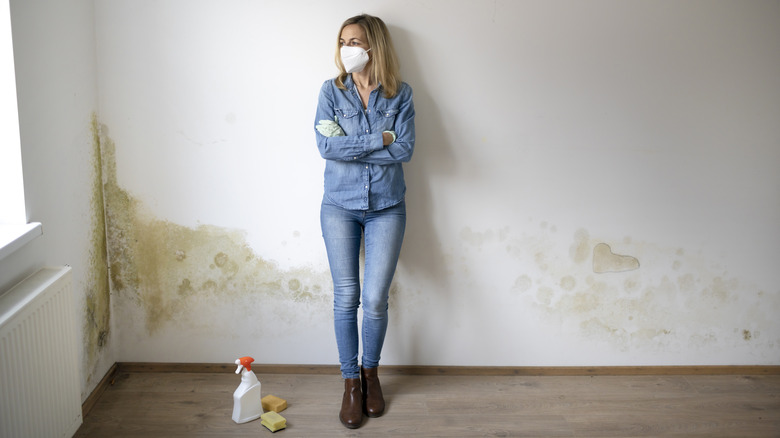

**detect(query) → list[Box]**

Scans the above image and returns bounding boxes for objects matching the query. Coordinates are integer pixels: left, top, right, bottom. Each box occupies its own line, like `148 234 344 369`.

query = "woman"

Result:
314 14 415 429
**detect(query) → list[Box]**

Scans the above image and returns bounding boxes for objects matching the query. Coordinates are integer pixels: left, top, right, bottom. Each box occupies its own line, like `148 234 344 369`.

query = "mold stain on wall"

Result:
592 243 639 273
572 229 773 352
85 113 111 383
461 222 777 355
95 119 331 336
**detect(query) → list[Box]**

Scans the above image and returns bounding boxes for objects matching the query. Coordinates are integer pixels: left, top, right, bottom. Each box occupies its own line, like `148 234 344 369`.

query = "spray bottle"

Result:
232 356 262 423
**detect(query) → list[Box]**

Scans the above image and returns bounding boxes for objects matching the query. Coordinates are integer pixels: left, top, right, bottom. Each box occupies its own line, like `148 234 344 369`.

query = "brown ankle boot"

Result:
339 378 363 429
361 367 385 417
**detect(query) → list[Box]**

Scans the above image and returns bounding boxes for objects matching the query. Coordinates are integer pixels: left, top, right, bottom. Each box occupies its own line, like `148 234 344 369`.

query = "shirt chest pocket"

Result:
335 108 360 136
375 108 399 132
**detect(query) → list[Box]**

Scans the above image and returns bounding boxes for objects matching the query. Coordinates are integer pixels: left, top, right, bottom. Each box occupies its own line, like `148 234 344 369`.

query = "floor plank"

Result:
74 372 780 437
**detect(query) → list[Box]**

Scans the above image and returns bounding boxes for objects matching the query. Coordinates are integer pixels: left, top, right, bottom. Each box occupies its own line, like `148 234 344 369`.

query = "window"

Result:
1 0 40 260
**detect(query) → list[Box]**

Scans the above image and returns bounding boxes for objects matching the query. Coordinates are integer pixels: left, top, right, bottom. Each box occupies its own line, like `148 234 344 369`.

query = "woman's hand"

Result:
382 131 396 146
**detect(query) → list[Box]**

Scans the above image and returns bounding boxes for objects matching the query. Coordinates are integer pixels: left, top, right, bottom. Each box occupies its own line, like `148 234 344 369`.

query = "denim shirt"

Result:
315 75 415 211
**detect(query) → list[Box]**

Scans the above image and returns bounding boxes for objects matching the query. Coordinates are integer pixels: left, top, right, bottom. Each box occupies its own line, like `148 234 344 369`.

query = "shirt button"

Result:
365 129 369 133
365 165 368 169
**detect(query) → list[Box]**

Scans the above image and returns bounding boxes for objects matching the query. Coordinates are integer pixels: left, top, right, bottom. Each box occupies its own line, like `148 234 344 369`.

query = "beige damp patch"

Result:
464 223 777 353
94 118 332 336
569 228 591 264
593 243 640 273
459 226 509 250
560 275 576 291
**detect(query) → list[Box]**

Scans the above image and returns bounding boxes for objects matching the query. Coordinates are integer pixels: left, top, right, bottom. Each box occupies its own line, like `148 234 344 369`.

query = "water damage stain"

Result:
86 113 111 377
569 228 591 264
593 243 640 273
561 230 773 351
473 224 777 353
95 117 331 335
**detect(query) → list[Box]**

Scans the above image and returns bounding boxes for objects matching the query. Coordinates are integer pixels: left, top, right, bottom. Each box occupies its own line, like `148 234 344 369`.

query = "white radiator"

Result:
0 267 82 438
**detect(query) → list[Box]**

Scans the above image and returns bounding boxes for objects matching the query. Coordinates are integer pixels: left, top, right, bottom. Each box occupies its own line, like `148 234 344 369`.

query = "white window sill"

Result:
0 223 42 261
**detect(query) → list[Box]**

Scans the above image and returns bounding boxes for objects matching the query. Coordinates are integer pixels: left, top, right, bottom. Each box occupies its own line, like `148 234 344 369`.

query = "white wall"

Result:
46 0 773 372
5 0 115 400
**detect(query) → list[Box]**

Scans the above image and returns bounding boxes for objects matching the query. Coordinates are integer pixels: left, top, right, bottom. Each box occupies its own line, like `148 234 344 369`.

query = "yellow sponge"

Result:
260 411 286 432
262 394 288 413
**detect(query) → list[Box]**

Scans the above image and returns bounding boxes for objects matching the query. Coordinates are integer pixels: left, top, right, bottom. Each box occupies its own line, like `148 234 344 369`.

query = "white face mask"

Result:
341 46 371 74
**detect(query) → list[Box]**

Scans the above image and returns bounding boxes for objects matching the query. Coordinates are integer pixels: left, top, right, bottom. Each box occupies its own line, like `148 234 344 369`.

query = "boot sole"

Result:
340 417 363 429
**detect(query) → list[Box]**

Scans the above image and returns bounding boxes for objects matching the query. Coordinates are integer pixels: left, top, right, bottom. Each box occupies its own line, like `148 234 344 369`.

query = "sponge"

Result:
262 394 288 413
260 411 286 432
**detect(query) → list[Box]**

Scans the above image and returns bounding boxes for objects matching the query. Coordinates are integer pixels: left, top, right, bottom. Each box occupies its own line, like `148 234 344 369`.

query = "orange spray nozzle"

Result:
236 356 254 372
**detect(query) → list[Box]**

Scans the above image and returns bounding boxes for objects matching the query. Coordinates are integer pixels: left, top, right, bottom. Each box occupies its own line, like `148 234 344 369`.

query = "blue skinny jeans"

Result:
320 199 406 379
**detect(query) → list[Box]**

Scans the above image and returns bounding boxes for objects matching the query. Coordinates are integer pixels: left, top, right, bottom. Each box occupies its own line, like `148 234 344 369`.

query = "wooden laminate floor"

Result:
74 372 780 437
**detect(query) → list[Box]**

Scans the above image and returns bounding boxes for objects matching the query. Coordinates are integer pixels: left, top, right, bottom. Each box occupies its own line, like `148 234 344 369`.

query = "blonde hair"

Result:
334 14 401 98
